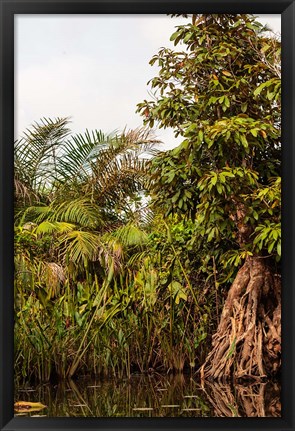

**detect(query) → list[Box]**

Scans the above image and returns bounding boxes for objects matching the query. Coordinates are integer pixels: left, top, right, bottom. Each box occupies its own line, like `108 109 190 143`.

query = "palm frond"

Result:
49 198 104 229
14 178 39 206
56 127 160 201
55 129 115 184
16 204 52 226
112 127 161 156
58 230 102 265
18 198 104 229
34 221 76 236
127 250 151 266
14 117 71 195
40 262 66 298
88 147 154 209
110 222 148 248
14 121 159 236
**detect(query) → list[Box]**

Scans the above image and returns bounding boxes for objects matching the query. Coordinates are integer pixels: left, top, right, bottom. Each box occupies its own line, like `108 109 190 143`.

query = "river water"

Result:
14 374 281 417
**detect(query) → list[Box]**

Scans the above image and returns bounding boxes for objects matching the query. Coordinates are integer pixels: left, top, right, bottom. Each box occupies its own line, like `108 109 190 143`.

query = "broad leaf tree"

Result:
137 14 281 380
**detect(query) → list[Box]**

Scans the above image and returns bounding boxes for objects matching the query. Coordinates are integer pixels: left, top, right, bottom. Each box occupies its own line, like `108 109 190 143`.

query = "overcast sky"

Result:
15 14 281 149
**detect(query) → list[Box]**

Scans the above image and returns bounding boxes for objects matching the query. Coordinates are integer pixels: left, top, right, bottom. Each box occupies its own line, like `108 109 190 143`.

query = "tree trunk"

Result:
199 256 281 382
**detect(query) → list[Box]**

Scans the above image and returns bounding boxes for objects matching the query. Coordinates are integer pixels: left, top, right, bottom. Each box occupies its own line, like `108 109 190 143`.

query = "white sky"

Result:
15 14 281 150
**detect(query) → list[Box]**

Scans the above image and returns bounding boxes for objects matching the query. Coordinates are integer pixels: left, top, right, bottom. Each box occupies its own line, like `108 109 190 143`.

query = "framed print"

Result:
0 1 294 430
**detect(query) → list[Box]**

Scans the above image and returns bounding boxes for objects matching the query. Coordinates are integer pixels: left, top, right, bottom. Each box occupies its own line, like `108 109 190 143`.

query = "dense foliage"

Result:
14 119 214 381
137 14 281 273
14 14 281 383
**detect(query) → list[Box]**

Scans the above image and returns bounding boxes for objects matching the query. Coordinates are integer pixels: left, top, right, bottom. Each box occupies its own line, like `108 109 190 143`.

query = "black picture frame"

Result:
0 1 294 430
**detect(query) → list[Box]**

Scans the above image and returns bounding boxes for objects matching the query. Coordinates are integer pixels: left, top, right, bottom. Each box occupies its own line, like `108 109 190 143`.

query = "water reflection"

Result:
203 380 281 417
15 374 281 417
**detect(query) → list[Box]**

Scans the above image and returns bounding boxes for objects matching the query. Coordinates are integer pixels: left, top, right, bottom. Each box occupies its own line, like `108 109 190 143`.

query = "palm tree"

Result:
14 117 71 206
15 117 160 275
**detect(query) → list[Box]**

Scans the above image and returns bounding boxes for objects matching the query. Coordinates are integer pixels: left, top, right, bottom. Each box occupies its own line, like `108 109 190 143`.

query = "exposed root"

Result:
199 257 281 381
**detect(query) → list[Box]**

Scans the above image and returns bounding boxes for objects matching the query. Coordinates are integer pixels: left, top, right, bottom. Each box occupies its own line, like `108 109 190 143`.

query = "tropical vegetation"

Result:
14 13 281 384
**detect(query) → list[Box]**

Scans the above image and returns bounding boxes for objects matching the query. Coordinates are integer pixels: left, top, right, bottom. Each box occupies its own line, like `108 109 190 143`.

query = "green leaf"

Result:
219 173 226 183
268 241 276 254
167 172 176 183
253 81 268 97
252 210 259 220
171 191 180 203
207 228 215 242
240 134 248 148
250 129 258 137
267 91 275 100
224 96 230 108
168 281 187 304
261 43 270 53
74 311 83 327
241 103 247 113
216 183 223 194
170 31 180 41
211 173 218 185
183 32 193 43
272 230 279 240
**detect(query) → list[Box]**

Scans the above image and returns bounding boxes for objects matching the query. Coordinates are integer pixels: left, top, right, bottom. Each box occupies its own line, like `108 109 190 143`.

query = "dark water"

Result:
14 374 281 417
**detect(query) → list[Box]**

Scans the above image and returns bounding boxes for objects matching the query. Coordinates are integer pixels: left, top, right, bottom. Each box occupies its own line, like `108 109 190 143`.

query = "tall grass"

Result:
14 259 216 383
